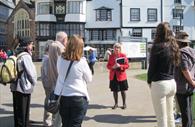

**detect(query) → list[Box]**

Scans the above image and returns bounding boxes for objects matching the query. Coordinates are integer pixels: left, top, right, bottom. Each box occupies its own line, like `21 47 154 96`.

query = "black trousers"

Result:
88 62 95 75
59 96 88 127
12 91 31 127
176 93 193 127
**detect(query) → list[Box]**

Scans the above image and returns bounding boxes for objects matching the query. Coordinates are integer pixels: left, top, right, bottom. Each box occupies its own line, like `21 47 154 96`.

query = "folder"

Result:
116 57 125 64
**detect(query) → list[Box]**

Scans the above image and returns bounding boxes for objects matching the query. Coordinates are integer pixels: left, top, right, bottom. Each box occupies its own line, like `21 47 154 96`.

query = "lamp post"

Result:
175 4 186 31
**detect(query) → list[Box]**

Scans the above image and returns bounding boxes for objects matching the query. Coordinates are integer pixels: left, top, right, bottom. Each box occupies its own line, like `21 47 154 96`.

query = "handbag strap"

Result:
57 61 74 101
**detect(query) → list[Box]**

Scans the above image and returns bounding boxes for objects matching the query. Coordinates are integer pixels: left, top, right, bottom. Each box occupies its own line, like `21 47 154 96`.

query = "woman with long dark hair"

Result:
147 22 180 127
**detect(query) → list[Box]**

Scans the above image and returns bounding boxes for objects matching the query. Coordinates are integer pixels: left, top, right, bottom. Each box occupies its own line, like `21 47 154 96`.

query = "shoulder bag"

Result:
45 61 73 114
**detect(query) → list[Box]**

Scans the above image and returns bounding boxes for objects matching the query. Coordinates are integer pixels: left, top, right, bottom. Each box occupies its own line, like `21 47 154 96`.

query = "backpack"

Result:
0 52 28 85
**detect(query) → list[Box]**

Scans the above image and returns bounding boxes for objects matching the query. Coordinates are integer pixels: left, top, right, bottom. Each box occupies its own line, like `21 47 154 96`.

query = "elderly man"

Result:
47 31 68 127
175 31 195 127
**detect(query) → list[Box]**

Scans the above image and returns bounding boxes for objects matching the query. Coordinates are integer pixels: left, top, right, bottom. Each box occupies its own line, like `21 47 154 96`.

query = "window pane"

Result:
148 9 157 21
67 1 83 14
38 2 52 15
172 9 183 19
130 8 140 21
132 28 142 37
96 9 112 21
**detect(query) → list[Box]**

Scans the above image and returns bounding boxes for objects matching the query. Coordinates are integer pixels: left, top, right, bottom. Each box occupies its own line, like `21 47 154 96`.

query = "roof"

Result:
0 0 15 9
23 0 35 8
95 6 113 10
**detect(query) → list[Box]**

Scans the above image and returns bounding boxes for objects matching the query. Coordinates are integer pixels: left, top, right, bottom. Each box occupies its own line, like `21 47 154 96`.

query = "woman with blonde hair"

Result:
107 42 129 109
147 22 180 127
54 35 92 127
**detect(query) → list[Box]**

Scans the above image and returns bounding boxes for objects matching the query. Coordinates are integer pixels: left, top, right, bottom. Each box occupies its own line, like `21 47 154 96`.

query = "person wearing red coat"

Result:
107 43 129 109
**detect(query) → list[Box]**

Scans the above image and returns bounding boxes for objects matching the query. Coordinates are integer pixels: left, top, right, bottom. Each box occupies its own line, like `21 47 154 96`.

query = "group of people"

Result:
147 22 195 127
41 32 93 127
8 21 195 127
40 32 129 127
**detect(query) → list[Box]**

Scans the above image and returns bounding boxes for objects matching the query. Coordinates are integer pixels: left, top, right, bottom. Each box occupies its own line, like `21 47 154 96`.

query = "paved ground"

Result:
0 62 157 127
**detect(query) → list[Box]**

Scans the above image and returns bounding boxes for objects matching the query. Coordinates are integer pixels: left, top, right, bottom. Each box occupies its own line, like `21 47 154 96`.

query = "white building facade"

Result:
35 0 86 59
34 0 195 59
121 0 195 44
85 0 121 58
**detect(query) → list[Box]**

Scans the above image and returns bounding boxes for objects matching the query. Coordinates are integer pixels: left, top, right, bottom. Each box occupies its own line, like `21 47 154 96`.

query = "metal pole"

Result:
180 13 182 31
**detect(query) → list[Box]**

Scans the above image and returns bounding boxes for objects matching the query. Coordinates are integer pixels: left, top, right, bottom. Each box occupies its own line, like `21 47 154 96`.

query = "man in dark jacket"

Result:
175 31 195 127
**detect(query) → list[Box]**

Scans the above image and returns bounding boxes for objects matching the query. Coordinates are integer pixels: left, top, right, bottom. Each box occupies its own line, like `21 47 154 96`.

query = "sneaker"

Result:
175 117 182 124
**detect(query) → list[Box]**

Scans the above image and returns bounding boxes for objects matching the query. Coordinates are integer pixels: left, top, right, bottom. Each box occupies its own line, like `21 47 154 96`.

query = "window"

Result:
14 9 30 37
148 8 157 22
151 28 156 40
89 29 116 41
0 22 6 34
0 35 6 46
37 2 53 15
56 23 85 37
96 7 112 21
174 0 181 4
130 8 140 21
132 28 142 37
36 23 55 37
172 9 183 19
0 5 9 20
67 1 83 14
173 25 183 34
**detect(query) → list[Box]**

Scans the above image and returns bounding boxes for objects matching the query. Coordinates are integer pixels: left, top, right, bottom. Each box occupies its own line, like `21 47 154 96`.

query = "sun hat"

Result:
176 31 191 43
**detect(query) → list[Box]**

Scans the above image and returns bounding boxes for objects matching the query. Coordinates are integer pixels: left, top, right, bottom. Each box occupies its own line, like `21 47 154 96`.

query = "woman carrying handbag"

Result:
54 35 92 127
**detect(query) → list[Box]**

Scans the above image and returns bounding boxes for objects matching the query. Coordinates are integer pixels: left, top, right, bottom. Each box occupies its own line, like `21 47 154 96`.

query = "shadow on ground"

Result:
85 114 156 124
88 104 110 109
0 115 14 127
2 103 44 108
29 120 44 127
0 107 12 115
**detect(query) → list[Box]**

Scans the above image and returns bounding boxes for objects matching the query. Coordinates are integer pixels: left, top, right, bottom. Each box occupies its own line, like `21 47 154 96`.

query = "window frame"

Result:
66 1 83 14
132 28 142 37
89 29 116 41
147 8 157 22
37 2 53 15
172 9 183 19
96 9 112 21
130 8 140 21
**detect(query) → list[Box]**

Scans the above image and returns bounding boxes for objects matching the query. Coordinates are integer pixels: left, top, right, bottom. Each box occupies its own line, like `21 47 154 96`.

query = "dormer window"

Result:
95 6 112 21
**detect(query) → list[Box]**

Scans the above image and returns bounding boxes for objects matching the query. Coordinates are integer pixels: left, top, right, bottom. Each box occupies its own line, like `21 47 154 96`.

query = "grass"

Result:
135 73 147 81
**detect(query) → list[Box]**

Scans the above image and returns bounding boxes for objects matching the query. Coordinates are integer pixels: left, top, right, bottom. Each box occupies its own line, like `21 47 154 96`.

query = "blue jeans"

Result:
59 96 88 127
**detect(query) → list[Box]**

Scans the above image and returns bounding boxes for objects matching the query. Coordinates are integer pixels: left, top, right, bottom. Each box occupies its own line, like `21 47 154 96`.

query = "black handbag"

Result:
185 84 194 96
45 61 73 114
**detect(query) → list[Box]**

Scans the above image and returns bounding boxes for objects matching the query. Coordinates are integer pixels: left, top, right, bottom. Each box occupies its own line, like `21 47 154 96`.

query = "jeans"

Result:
59 96 88 127
151 79 176 127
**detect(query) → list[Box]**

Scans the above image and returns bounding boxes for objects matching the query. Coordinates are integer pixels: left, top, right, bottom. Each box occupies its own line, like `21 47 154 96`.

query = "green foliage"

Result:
135 73 147 81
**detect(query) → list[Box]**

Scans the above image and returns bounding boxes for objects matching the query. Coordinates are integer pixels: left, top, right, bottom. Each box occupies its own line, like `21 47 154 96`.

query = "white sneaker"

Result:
175 117 182 124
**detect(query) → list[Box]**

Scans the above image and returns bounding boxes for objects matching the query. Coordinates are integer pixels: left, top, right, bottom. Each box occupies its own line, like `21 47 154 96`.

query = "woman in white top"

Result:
54 35 92 127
